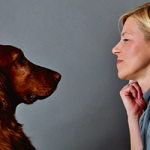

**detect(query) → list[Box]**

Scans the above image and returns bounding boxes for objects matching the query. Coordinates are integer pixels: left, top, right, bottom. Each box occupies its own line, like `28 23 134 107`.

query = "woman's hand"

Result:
120 80 146 120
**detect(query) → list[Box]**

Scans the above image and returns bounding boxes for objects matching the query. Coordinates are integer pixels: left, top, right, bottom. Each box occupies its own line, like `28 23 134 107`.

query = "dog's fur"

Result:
0 45 61 150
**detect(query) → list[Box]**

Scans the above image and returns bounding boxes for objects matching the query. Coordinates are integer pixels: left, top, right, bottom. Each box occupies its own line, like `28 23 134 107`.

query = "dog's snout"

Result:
53 72 61 82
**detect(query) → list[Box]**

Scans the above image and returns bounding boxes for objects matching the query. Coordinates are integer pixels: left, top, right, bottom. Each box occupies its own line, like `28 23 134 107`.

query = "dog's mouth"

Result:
22 83 60 104
27 94 37 102
23 94 37 104
25 93 53 104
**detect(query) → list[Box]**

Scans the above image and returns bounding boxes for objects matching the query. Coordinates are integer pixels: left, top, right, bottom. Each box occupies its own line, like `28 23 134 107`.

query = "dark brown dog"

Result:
0 45 61 150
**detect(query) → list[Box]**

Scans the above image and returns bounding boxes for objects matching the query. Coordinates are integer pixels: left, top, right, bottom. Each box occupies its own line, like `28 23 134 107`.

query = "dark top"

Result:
139 88 150 150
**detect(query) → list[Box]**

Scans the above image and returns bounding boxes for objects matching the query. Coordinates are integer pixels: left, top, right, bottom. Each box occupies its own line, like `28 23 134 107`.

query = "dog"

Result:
0 45 61 150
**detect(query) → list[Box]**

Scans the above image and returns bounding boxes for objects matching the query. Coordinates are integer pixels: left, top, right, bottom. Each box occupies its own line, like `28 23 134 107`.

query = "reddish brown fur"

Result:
0 45 61 150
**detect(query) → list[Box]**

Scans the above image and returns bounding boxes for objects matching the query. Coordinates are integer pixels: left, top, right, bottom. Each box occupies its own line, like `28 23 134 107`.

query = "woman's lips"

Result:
117 59 123 65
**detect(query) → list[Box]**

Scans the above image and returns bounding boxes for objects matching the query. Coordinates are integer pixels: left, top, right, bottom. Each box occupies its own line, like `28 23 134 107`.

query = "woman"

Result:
112 2 150 150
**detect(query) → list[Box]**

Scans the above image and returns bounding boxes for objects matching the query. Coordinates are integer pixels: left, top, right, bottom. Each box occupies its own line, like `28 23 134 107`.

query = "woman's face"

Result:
112 16 150 81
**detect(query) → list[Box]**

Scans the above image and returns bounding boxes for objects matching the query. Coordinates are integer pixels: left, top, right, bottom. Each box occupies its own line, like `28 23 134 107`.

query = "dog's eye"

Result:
16 55 24 64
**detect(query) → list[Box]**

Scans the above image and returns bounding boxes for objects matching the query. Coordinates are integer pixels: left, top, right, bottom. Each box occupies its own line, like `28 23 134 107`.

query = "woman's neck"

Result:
133 65 150 93
138 77 150 93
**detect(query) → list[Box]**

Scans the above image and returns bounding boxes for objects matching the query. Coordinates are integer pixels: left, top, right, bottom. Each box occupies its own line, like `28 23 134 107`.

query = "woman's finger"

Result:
121 84 138 99
127 82 143 100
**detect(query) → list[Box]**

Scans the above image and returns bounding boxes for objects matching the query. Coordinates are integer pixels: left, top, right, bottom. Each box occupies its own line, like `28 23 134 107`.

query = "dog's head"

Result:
0 45 61 107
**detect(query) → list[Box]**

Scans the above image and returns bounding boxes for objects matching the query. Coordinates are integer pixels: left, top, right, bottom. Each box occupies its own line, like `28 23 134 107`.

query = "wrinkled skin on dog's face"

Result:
0 45 61 105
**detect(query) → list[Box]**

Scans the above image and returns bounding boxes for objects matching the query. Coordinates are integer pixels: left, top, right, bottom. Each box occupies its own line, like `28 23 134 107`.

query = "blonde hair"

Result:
119 2 150 40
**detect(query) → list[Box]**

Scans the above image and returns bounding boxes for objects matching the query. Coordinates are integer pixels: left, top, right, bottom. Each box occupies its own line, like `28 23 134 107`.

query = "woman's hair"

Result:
119 2 150 40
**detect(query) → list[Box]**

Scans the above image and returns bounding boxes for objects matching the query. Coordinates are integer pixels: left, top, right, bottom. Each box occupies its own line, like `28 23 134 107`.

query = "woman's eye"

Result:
123 39 129 42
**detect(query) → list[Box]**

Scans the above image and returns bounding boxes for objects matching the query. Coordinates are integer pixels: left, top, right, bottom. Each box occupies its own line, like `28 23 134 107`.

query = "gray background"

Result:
0 0 148 150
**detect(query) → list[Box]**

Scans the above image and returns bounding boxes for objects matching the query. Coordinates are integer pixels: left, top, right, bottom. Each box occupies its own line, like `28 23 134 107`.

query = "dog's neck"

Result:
0 73 36 150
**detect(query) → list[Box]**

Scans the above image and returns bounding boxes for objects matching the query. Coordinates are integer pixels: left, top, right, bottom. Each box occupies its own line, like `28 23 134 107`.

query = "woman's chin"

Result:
118 72 129 80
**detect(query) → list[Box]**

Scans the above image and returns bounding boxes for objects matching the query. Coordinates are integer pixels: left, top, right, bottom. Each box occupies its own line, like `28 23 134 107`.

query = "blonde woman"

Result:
112 2 150 150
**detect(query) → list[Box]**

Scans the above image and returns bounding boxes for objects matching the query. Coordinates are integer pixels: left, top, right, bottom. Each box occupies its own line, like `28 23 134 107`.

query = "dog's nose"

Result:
53 72 61 82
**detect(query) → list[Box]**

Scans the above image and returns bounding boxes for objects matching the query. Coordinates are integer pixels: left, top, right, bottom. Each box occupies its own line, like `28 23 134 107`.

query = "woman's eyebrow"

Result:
121 31 132 37
121 32 127 37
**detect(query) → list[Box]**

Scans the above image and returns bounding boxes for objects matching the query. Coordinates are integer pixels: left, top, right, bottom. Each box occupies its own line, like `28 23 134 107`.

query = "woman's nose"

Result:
112 42 121 55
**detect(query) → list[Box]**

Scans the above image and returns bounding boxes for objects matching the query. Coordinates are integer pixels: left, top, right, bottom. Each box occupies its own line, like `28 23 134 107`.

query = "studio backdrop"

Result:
0 0 148 150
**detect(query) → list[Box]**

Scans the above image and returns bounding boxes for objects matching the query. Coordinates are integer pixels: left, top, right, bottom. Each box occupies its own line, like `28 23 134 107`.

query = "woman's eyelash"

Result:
123 39 129 42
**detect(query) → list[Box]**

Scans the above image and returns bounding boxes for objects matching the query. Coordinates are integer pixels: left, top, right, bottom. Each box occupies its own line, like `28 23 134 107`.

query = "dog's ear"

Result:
0 72 10 111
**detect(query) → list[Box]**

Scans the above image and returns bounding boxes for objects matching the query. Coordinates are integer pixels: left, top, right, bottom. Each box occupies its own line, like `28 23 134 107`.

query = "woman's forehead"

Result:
121 16 142 36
